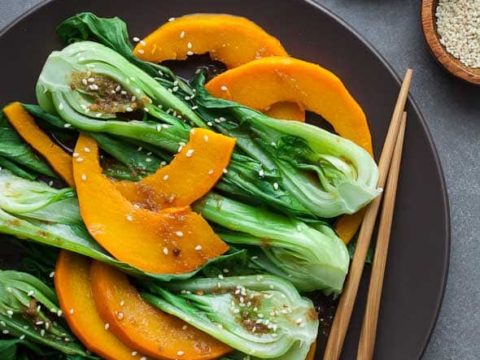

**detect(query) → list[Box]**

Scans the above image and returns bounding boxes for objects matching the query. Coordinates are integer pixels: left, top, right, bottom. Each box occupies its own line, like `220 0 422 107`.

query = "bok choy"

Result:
142 275 318 360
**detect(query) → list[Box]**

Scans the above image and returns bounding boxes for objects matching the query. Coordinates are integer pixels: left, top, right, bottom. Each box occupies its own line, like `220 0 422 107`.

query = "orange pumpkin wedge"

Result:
55 251 143 359
206 56 373 154
264 101 305 122
115 128 235 209
3 102 75 187
134 13 287 68
73 134 229 274
206 56 374 243
90 261 232 360
306 342 317 360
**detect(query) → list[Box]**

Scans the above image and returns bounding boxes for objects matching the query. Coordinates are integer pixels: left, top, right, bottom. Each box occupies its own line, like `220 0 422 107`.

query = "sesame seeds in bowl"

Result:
421 0 480 85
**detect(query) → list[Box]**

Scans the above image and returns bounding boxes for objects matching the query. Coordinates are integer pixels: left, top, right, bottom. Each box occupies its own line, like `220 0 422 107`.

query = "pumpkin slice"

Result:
73 134 229 274
90 261 231 360
3 102 74 187
206 56 374 243
55 251 143 359
115 128 235 209
264 101 305 122
306 342 317 360
134 13 287 68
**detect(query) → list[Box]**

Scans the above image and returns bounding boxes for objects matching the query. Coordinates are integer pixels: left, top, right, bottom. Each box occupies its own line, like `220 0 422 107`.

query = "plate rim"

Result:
0 0 451 358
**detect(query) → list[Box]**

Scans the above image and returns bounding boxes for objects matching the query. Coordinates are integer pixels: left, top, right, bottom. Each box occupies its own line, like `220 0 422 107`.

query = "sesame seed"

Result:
195 245 202 251
82 78 88 85
28 290 34 297
140 357 146 360
35 321 44 325
116 312 124 320
89 84 99 91
57 310 63 317
133 37 140 42
207 121 213 126
84 147 91 153
121 90 127 95
64 123 71 128
220 85 228 91
115 85 121 92
180 31 186 39
19 334 25 340
146 158 152 162
273 182 279 190
223 168 228 174
138 49 145 54
87 77 95 83
185 149 194 158
223 268 229 273
160 161 167 166
140 40 146 46
163 174 169 181
163 247 169 255
126 106 133 112
191 105 198 110
104 323 110 330
187 51 194 56
69 308 74 315
120 300 125 307
126 215 133 221
175 231 184 237
259 169 265 177
168 17 175 22
177 351 184 357
208 169 214 175
76 157 84 163
172 86 179 92
187 42 192 49
6 310 13 317
218 274 224 279
81 174 87 181
131 351 138 356
2 330 9 334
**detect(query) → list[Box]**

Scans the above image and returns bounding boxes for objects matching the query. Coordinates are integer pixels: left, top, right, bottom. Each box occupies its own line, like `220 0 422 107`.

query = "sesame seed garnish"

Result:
186 51 194 56
84 147 91 153
82 78 88 85
207 121 213 126
185 149 194 158
104 323 110 330
120 300 125 306
218 274 224 279
223 268 229 273
81 174 87 182
126 215 133 222
87 77 95 83
57 310 63 317
140 357 146 360
223 168 228 174
191 105 198 110
133 37 140 42
208 169 214 175
175 231 184 237
182 324 188 330
160 161 167 166
138 49 145 54
163 247 169 255
64 123 71 128
6 310 13 317
35 321 44 325
19 334 25 340
203 135 209 142
172 86 179 92
163 174 169 181
168 17 175 22
187 42 193 49
116 312 124 320
273 182 279 190
126 106 133 112
220 85 228 91
177 350 184 356
131 351 138 356
2 330 9 334
146 158 152 162
180 31 186 39
76 157 84 163
259 169 265 177
89 84 99 91
195 245 202 251
28 290 34 297
140 40 146 46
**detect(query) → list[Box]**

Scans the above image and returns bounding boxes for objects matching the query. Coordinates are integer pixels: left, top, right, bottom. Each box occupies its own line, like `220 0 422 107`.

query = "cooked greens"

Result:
143 275 318 360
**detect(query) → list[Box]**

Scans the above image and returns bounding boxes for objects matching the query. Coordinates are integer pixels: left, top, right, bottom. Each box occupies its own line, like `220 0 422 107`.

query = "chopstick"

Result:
323 69 413 360
357 112 407 360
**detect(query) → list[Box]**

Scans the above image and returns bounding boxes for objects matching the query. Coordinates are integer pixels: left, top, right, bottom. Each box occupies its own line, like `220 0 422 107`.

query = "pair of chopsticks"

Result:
323 69 413 360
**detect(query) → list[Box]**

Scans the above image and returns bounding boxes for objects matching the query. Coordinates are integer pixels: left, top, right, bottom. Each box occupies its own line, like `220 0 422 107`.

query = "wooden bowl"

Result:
421 0 480 85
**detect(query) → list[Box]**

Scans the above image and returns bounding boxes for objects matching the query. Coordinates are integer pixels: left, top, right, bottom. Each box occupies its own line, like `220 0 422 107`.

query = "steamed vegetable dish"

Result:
0 12 379 360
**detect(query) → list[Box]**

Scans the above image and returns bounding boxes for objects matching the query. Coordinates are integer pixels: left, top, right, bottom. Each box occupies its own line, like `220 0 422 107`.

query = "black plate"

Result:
0 0 449 359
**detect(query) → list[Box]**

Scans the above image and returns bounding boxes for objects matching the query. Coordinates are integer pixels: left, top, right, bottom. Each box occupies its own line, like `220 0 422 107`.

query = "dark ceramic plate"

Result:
0 0 449 359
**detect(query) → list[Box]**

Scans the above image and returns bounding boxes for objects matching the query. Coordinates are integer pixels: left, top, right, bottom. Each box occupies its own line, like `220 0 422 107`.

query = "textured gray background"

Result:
1 0 479 359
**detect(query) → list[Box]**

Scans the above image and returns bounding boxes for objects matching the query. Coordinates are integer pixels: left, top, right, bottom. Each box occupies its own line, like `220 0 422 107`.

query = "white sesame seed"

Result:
180 31 186 39
81 174 87 182
57 310 63 317
116 312 124 320
133 37 140 42
218 274 224 279
273 182 279 190
223 268 229 273
220 85 228 91
163 174 169 181
140 40 146 46
137 49 145 54
126 215 133 221
19 334 25 340
194 245 202 251
69 308 74 315
163 247 169 255
140 357 146 360
168 17 175 22
186 50 194 56
207 121 213 126
187 42 192 49
6 310 13 317
259 169 265 177
177 351 184 357
191 105 198 110
89 84 99 91
126 106 133 112
208 169 214 175
87 77 95 83
28 290 34 297
64 123 71 128
82 78 88 85
223 168 228 174
76 157 84 163
146 158 152 162
185 149 194 158
131 351 138 356
175 231 184 237
104 323 110 330
2 330 9 334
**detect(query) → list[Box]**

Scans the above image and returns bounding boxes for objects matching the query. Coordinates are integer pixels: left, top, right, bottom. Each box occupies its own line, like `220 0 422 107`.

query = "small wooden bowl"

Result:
421 0 480 85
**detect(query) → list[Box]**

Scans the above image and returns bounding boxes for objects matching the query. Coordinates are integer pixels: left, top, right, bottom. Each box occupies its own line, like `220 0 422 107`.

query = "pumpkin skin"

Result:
73 134 229 274
54 251 143 359
90 261 232 360
206 56 374 243
4 102 75 186
134 13 304 121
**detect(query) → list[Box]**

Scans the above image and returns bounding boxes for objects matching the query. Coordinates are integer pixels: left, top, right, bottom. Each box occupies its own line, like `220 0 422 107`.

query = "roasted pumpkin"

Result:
264 101 305 122
3 102 75 187
73 134 229 274
134 13 287 68
115 128 235 209
206 56 374 243
90 261 232 360
55 251 142 359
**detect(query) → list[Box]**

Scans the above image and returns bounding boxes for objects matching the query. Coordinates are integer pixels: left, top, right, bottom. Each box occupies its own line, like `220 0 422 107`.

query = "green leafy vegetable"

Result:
142 275 318 360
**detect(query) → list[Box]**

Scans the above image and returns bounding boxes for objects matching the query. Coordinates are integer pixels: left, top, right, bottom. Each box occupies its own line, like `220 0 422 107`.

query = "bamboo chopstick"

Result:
323 69 413 360
357 112 407 360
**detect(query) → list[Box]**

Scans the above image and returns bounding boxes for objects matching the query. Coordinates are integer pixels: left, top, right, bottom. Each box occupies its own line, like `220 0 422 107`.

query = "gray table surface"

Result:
1 0 479 359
